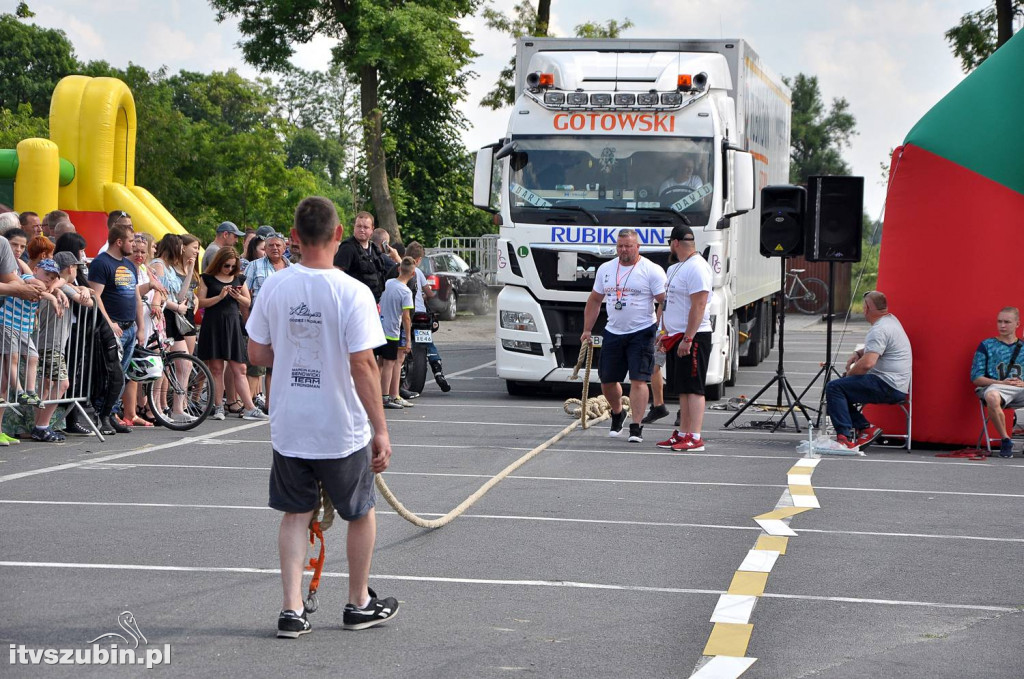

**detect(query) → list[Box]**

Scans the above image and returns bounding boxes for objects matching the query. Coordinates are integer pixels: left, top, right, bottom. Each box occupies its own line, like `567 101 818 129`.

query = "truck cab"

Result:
475 38 790 397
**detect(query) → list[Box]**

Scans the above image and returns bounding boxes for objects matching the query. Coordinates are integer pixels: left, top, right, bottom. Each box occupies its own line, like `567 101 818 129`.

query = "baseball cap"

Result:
254 225 276 239
53 251 81 271
216 221 244 236
669 224 695 242
37 258 60 274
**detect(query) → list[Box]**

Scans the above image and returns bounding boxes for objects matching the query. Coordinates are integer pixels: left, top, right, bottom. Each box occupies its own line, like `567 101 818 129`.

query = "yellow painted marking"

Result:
727 571 770 596
703 622 754 657
789 484 816 496
787 466 814 476
754 506 812 520
754 536 789 554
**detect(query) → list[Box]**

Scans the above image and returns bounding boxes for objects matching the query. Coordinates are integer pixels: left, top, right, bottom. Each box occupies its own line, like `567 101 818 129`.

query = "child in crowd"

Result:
0 258 61 414
377 257 415 409
32 252 95 442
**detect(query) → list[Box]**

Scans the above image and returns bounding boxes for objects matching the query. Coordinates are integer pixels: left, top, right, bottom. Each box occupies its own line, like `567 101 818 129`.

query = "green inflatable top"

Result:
905 30 1024 196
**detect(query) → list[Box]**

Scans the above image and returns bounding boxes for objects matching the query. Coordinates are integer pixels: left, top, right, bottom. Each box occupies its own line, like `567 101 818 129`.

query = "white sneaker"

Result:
394 396 415 408
171 412 197 424
242 408 269 421
211 406 225 421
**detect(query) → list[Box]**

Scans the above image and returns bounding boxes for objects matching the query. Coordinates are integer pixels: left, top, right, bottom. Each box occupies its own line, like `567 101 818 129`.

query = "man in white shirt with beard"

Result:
581 229 667 443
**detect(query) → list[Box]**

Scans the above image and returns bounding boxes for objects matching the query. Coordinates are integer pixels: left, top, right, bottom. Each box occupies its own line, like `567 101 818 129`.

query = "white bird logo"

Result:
87 611 147 649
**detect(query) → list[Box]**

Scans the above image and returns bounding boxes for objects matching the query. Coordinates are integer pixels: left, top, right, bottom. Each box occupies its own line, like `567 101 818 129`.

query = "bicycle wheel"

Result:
145 352 215 430
792 277 829 315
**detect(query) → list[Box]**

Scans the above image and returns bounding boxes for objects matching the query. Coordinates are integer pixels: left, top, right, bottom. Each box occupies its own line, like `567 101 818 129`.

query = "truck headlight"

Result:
500 311 537 332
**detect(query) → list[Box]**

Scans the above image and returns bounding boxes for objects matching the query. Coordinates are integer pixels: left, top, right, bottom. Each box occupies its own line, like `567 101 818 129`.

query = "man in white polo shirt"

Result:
247 196 399 639
581 228 667 443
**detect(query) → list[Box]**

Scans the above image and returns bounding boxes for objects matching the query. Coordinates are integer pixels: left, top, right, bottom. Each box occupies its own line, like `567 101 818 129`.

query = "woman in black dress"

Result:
196 248 266 421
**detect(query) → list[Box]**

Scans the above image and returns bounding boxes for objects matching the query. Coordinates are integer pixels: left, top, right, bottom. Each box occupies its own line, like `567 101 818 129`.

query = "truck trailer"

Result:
473 38 791 398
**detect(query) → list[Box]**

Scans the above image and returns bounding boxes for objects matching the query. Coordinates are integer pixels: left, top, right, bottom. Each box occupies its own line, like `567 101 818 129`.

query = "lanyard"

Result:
614 259 637 301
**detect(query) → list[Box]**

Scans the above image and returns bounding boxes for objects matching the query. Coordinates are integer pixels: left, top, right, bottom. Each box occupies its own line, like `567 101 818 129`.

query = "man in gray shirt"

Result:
202 221 244 272
825 290 913 449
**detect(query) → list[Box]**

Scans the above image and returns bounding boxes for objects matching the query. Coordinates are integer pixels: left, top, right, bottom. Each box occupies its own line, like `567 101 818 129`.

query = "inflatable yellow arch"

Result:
6 76 187 253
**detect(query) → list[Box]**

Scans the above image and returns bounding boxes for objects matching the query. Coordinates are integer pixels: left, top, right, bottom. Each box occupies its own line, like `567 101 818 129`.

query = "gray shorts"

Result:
268 444 376 521
0 326 37 358
977 384 1024 409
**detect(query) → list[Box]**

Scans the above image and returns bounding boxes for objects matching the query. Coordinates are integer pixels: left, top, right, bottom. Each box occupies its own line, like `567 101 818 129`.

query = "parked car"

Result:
419 251 492 320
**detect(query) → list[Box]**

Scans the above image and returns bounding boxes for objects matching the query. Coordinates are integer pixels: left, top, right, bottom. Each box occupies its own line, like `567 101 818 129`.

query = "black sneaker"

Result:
641 404 669 424
399 387 420 400
276 609 311 638
608 410 626 437
64 418 93 436
343 587 399 630
628 423 643 443
434 372 451 393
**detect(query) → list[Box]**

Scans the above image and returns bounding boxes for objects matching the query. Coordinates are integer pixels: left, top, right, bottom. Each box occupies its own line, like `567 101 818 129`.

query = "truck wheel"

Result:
440 292 458 321
705 380 725 401
506 380 529 396
407 345 428 394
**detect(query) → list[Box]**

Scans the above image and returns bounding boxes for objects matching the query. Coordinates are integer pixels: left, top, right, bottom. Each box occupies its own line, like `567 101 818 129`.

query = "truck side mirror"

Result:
727 149 755 215
473 146 498 213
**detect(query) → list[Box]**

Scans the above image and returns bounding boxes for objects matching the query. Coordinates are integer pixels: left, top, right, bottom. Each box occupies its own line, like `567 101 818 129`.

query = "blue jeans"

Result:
825 374 906 438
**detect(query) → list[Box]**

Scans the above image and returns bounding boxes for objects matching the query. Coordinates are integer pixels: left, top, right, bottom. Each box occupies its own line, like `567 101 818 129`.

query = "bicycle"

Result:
785 268 829 315
137 307 215 430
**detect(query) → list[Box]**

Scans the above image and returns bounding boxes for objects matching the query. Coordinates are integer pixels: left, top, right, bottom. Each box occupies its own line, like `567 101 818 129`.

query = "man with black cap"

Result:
580 228 667 443
656 225 714 452
203 221 245 272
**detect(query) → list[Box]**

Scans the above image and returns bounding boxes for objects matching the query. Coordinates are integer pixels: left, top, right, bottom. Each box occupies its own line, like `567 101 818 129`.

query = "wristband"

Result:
683 335 693 343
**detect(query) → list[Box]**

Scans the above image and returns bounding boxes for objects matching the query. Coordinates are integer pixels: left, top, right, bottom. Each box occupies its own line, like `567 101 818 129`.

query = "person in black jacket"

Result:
333 212 386 302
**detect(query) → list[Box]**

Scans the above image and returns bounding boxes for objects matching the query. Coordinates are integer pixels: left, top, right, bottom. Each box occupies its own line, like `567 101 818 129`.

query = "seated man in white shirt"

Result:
659 156 704 196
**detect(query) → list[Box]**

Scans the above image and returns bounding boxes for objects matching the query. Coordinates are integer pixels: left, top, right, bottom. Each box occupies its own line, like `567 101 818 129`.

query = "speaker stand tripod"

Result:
724 259 814 432
780 261 843 429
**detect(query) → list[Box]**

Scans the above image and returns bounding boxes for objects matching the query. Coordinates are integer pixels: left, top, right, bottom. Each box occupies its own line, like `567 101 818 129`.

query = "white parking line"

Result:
445 360 496 377
0 421 268 484
0 560 1015 613
3 500 1023 544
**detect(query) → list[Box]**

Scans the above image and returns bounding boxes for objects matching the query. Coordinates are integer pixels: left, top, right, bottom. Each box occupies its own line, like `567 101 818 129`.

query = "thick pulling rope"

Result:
376 340 625 529
564 339 630 426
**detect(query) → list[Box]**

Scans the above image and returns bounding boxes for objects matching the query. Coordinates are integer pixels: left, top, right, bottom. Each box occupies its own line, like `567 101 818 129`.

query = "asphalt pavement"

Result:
0 309 1021 678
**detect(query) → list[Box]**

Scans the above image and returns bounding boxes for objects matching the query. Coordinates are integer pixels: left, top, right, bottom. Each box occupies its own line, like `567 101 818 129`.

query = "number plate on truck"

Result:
413 329 433 343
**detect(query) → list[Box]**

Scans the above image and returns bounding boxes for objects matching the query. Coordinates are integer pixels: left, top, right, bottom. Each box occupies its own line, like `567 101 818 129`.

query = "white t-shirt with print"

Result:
662 254 713 335
246 264 386 460
593 256 666 335
413 268 429 313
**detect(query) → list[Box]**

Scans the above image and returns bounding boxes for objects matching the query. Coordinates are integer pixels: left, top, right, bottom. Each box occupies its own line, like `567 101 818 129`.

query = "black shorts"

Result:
599 323 657 384
374 338 399 361
268 444 376 521
666 331 712 395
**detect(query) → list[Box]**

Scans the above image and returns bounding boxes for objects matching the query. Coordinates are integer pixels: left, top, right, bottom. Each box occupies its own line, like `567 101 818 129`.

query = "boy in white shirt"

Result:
377 258 415 408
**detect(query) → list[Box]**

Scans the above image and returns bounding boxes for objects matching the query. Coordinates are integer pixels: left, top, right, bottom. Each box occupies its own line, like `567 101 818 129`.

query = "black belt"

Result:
115 320 135 329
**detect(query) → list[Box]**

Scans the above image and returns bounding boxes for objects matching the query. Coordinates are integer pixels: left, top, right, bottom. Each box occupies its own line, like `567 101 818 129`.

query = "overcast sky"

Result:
20 0 1009 218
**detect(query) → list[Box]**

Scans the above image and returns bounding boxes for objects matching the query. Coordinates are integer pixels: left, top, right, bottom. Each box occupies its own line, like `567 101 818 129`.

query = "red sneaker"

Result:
855 426 883 449
672 435 705 452
836 434 858 449
657 431 687 449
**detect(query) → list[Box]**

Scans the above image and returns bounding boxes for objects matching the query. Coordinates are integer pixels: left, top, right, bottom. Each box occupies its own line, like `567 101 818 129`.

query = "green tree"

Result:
209 0 479 244
0 10 80 115
480 1 632 109
0 103 48 149
945 0 1022 72
784 73 857 184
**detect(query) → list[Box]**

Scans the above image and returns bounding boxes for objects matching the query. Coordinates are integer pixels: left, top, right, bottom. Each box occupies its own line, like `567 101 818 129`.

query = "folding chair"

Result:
859 379 912 452
976 392 1018 455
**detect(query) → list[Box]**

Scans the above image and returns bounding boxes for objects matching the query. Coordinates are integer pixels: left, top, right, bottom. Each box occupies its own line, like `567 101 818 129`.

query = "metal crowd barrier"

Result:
436 235 501 286
0 291 102 440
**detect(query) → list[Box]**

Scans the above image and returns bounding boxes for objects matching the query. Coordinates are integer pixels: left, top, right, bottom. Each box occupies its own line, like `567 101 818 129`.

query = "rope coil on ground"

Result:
564 339 629 426
377 341 623 530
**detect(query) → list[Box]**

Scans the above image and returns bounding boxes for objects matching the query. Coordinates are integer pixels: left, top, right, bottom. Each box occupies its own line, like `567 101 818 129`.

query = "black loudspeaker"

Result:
760 185 806 257
805 176 864 262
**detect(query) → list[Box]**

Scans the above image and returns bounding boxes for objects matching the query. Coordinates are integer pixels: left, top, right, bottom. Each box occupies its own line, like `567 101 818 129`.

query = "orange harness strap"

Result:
304 520 326 612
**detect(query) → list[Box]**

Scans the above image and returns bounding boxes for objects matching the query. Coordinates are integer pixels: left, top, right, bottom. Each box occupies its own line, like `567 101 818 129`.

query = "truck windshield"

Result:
507 136 714 227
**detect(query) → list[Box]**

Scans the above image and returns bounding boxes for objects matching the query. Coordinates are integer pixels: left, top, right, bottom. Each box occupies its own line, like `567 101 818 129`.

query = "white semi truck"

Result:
473 38 791 398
